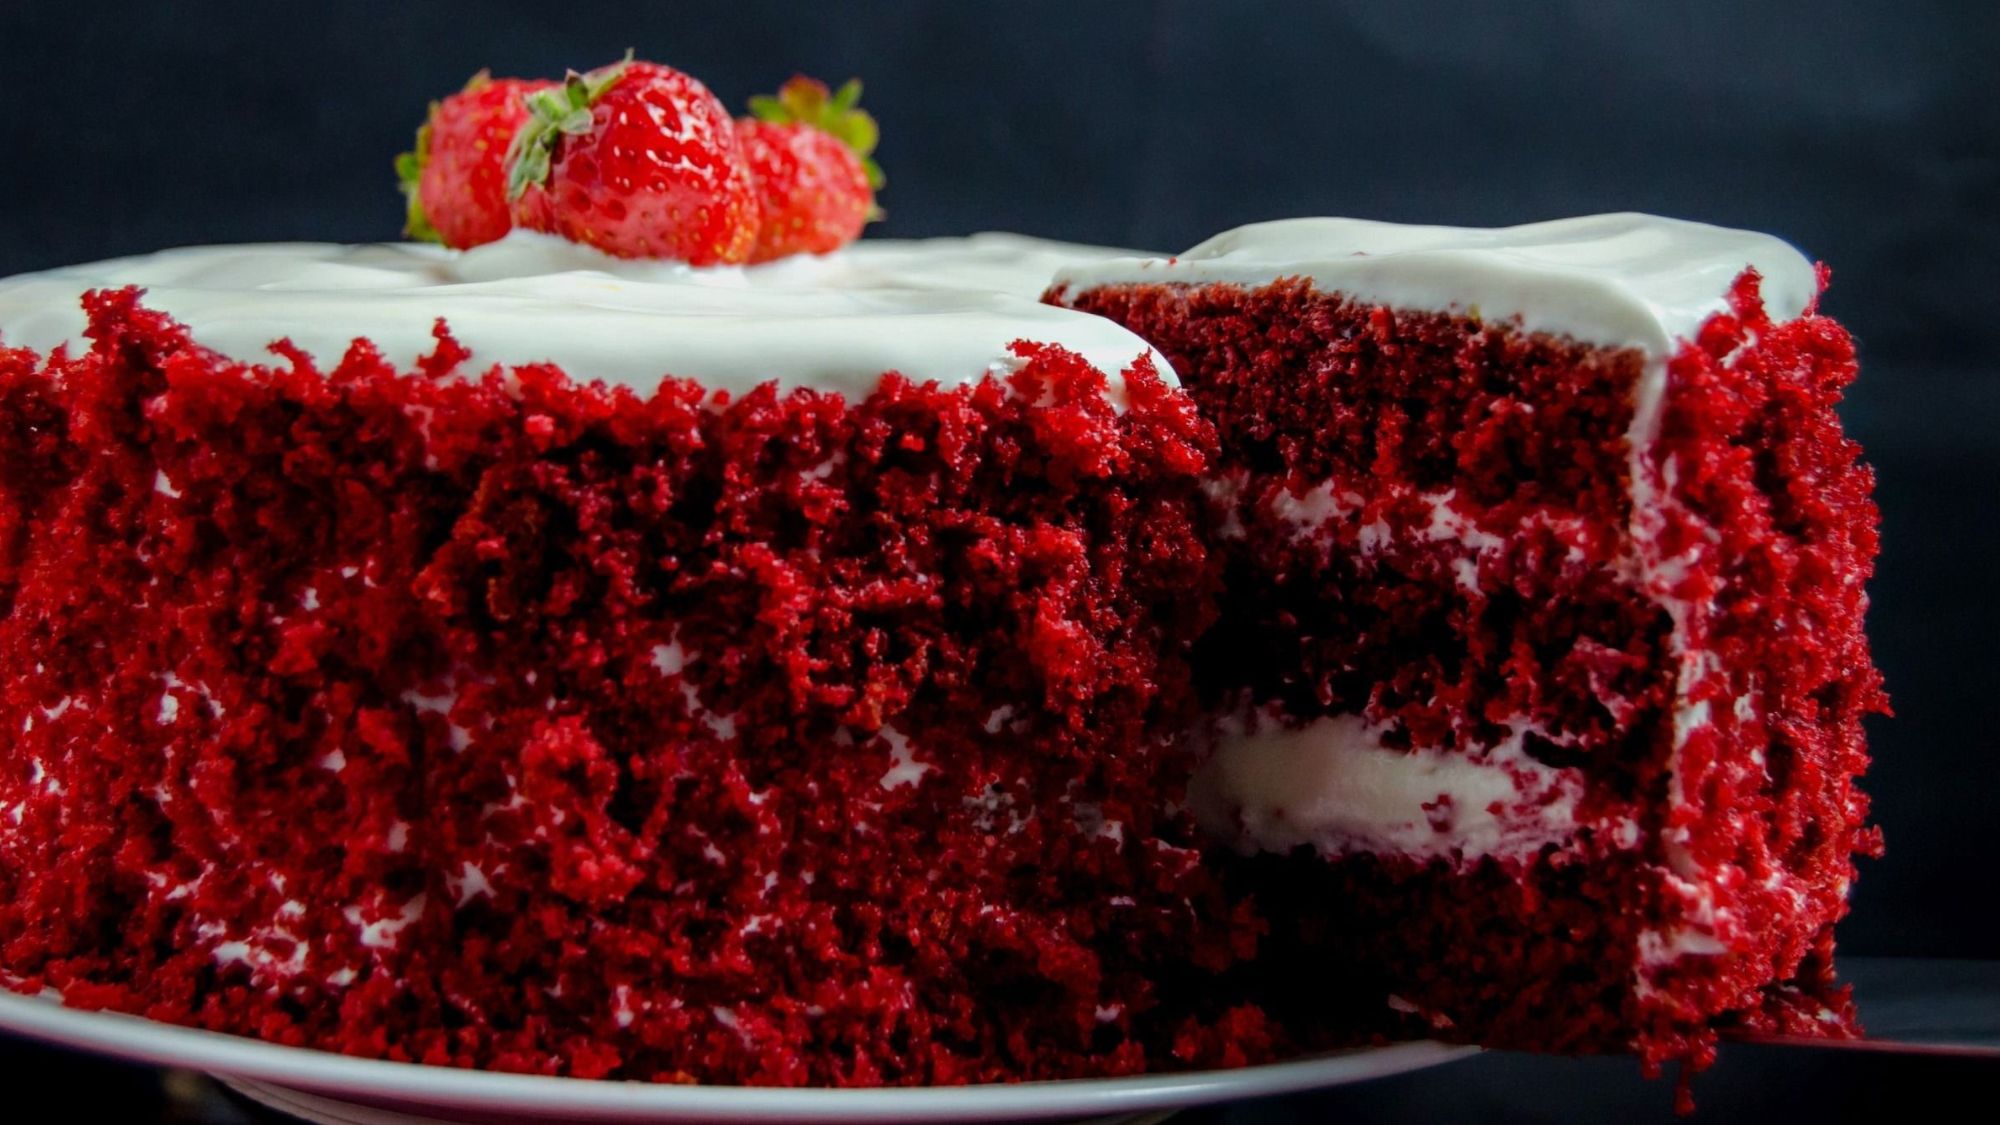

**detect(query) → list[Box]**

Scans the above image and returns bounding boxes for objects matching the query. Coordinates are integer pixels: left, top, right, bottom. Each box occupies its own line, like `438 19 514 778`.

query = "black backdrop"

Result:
0 1 1994 1107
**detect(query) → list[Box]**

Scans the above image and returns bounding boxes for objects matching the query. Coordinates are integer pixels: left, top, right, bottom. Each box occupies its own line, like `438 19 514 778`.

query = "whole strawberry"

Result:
397 72 554 249
739 77 885 262
507 56 758 265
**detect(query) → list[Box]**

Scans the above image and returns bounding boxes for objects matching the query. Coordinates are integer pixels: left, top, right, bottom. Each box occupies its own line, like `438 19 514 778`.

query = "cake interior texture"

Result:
1056 259 1883 1078
0 216 1882 1090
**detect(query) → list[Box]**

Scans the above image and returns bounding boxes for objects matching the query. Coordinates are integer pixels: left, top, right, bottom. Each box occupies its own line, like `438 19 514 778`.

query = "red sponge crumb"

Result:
1630 267 1884 1062
0 290 1284 1084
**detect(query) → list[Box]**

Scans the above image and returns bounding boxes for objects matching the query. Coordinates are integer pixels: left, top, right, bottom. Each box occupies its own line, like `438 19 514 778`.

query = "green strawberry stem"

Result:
749 75 885 190
395 133 439 243
506 52 633 200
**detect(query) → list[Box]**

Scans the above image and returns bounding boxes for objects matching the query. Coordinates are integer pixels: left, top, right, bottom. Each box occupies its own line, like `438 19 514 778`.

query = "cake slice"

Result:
1050 213 1884 1080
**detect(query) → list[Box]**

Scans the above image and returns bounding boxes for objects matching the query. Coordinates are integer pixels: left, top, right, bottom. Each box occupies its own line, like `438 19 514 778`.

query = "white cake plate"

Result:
0 988 1473 1123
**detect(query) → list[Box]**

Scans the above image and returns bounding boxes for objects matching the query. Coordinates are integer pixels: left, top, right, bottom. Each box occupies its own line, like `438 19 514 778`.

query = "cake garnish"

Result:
738 76 886 262
504 53 759 265
396 71 554 249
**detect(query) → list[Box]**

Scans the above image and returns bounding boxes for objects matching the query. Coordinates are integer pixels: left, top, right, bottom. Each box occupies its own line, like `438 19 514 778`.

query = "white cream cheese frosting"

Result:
0 231 1171 397
1051 212 1816 354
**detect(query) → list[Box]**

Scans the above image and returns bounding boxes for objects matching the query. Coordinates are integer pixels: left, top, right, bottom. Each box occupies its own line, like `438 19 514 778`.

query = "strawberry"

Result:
397 72 554 249
507 55 758 265
738 76 885 263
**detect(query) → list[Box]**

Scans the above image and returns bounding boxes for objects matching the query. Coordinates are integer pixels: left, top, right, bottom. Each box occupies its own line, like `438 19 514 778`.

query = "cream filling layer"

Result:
1189 713 1586 866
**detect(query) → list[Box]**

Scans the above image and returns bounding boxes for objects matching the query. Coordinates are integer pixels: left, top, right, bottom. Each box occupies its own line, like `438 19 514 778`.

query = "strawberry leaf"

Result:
778 76 828 121
829 78 862 115
504 51 634 200
395 111 442 243
747 73 884 187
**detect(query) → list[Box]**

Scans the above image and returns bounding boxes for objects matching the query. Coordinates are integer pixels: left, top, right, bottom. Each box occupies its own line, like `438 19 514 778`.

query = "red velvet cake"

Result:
1052 214 1884 1087
0 214 1880 1093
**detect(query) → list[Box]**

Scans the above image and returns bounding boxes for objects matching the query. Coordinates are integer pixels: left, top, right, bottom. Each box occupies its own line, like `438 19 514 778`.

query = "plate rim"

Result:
0 988 1476 1122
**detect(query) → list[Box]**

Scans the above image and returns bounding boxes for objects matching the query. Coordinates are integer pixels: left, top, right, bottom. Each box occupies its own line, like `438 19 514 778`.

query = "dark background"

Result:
0 1 1994 1119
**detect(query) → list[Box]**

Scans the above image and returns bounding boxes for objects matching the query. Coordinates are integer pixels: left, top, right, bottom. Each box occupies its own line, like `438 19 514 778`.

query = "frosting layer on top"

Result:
1051 213 1817 354
0 232 1169 396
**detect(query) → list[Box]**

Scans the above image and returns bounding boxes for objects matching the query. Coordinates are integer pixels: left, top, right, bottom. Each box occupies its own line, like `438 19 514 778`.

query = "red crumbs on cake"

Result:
1634 267 1883 1056
0 289 1290 1084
